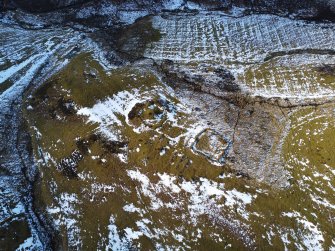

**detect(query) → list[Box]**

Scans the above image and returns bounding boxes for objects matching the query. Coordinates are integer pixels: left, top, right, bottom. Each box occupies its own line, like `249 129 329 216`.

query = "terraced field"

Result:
1 10 335 251
145 13 335 98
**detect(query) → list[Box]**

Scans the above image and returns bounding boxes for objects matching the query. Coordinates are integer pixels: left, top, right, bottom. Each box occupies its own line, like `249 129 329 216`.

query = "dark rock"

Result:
76 138 90 155
83 69 98 79
159 60 240 95
57 97 77 115
316 64 335 76
101 139 127 153
88 133 100 142
235 171 250 179
56 150 83 178
128 103 145 120
214 68 239 92
48 107 57 119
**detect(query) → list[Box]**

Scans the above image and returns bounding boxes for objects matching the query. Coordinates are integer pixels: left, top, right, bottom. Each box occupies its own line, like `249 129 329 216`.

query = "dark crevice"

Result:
264 49 335 62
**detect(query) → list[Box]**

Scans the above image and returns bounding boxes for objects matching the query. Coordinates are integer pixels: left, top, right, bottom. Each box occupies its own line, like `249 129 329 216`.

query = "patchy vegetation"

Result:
23 52 335 250
2 7 334 250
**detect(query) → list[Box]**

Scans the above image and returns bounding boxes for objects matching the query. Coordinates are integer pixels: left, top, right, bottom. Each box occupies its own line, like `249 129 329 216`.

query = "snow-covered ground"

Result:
145 13 335 99
44 59 334 249
1 10 335 250
0 23 115 249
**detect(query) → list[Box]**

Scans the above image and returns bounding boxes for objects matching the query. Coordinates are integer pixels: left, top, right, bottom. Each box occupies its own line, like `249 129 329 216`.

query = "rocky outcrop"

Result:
159 60 240 95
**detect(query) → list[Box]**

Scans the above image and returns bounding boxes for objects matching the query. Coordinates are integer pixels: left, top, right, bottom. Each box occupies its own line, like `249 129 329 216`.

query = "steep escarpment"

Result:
1 0 335 20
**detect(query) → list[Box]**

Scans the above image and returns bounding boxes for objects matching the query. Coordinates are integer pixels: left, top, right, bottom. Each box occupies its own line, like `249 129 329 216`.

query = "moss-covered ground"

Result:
23 53 335 250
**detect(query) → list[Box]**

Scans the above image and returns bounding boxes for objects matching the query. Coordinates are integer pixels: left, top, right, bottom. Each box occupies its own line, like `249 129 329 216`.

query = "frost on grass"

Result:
125 169 255 246
47 193 83 249
19 21 335 248
77 84 217 163
0 23 110 250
